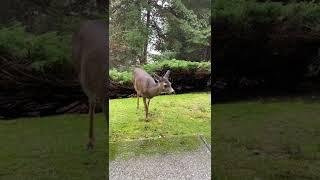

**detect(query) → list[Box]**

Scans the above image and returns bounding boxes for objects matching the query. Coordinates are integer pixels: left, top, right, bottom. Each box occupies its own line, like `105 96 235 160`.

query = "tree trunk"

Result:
141 0 151 65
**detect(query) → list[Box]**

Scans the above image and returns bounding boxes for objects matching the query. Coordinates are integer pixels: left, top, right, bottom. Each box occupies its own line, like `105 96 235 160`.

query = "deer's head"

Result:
154 70 175 94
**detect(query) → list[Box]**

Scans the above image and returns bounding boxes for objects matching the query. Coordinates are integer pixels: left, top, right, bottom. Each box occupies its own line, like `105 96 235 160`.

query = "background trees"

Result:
110 0 211 68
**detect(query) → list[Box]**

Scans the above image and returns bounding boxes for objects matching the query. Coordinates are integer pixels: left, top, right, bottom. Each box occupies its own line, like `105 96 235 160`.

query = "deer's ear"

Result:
164 70 170 79
153 73 161 81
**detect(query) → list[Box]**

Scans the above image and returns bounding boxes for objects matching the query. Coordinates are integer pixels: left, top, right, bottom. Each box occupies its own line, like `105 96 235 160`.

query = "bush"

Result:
28 32 71 71
110 59 211 85
213 0 320 101
0 23 29 58
109 60 211 98
109 69 133 86
213 0 320 32
0 23 71 71
143 59 211 73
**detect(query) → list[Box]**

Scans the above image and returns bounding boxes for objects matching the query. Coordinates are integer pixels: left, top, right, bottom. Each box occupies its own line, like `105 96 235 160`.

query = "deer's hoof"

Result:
86 142 94 150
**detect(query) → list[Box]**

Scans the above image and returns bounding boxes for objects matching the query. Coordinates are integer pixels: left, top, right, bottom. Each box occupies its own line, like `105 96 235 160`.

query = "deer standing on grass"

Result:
133 68 175 120
72 20 108 150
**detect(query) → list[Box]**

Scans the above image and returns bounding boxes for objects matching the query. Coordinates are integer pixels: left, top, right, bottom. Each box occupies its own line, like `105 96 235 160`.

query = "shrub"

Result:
0 23 71 71
109 69 133 86
28 32 71 71
213 0 320 101
213 0 320 32
109 59 211 85
0 23 29 58
144 59 211 73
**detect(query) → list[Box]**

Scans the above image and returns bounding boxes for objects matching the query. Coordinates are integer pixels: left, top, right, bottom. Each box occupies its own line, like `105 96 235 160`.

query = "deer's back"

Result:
72 20 107 100
133 68 156 93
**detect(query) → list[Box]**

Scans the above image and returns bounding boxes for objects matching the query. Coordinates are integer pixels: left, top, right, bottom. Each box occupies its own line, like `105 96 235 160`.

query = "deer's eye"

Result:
164 84 168 87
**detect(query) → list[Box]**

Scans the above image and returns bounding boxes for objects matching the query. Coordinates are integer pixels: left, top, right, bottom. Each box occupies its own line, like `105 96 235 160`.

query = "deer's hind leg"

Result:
147 98 151 107
143 97 148 120
87 100 96 150
137 93 140 109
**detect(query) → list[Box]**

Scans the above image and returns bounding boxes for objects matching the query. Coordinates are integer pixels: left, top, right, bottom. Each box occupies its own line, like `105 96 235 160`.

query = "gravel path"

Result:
109 140 211 180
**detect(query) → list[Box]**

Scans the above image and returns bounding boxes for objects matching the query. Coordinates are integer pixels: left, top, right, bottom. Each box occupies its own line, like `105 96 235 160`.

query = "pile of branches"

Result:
109 81 135 98
0 55 88 119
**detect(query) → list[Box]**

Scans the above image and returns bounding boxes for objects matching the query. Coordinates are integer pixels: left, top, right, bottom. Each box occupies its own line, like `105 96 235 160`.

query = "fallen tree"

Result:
0 54 87 119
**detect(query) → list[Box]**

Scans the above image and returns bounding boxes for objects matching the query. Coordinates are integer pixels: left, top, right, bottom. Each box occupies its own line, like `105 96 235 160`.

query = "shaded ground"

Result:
0 114 107 180
214 97 320 179
110 136 211 180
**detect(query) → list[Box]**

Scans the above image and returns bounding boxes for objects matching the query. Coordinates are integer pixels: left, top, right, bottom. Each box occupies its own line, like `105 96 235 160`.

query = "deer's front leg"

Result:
137 93 140 109
143 97 148 120
87 101 95 150
147 99 151 108
147 99 151 118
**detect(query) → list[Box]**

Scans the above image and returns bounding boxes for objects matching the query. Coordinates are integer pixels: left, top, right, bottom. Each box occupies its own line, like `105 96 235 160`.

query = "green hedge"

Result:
213 0 320 100
109 69 133 86
109 59 211 85
213 0 320 32
0 23 71 71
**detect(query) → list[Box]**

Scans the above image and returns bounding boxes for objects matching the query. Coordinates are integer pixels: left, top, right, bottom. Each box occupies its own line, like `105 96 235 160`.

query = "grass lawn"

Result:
109 92 211 160
214 98 320 180
0 114 107 180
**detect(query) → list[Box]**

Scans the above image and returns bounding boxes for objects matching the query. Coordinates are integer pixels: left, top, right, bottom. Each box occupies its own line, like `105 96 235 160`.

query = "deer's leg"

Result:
147 99 151 108
143 97 148 120
137 93 140 109
87 101 96 150
147 99 151 116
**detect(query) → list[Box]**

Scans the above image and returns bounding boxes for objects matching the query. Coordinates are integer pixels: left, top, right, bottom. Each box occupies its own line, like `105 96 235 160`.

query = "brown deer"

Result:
72 20 108 150
133 68 175 120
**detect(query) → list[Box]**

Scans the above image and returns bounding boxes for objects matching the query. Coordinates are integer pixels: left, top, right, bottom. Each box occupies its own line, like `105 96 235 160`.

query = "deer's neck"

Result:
145 83 163 98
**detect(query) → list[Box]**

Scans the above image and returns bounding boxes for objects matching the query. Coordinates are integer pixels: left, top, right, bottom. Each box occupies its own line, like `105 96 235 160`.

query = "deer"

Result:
133 68 175 120
72 20 108 150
